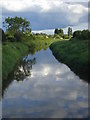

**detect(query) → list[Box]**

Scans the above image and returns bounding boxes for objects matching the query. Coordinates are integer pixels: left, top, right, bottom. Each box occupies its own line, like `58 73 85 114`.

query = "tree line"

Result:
73 30 90 40
0 16 90 43
54 27 90 40
54 27 72 39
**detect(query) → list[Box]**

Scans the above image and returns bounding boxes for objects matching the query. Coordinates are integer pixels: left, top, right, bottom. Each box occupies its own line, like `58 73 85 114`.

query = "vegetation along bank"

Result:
50 29 90 82
1 17 59 80
1 16 90 82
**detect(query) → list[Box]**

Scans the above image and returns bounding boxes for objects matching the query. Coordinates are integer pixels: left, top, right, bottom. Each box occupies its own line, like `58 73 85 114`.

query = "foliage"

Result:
54 27 72 39
54 28 59 34
73 30 82 39
54 34 62 39
59 29 64 37
2 42 29 80
82 30 89 40
54 28 64 37
63 34 70 39
68 27 72 36
3 16 31 34
73 29 90 40
14 31 24 42
2 34 60 80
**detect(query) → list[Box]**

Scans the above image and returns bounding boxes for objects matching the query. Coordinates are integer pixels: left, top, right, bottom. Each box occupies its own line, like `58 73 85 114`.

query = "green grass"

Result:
50 39 89 82
2 42 29 80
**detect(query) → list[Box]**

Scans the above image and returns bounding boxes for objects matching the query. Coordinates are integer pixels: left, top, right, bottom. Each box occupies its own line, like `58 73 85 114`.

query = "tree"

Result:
14 31 23 42
73 30 90 40
81 30 89 40
54 28 59 34
73 30 82 39
68 27 72 36
3 17 31 34
59 29 64 34
59 28 64 37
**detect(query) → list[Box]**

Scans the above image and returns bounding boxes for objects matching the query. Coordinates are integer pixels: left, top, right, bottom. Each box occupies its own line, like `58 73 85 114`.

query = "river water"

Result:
2 48 88 118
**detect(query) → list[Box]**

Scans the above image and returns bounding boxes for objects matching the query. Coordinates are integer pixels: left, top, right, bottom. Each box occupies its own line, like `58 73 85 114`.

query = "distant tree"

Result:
81 30 89 40
3 17 31 34
59 29 64 34
59 28 64 37
54 28 59 34
73 30 82 39
73 29 90 40
68 27 72 36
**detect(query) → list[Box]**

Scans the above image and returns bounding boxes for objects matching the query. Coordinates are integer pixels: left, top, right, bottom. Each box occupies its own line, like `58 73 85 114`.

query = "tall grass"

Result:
2 42 29 80
50 39 89 82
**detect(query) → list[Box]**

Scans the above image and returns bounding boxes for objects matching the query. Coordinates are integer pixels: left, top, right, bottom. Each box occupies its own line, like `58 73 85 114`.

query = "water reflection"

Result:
2 58 36 97
2 49 88 118
14 58 36 81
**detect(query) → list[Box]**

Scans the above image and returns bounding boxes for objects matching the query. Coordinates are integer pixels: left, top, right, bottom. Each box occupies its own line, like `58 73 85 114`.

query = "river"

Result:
2 48 88 118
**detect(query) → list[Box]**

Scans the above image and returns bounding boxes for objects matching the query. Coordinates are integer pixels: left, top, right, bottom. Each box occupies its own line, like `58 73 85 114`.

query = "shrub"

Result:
14 31 23 42
81 30 89 40
73 29 90 40
54 34 62 39
63 34 70 39
73 30 82 39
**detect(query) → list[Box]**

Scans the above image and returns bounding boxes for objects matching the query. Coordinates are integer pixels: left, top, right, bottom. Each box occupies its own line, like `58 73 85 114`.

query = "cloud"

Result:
1 0 88 30
32 29 55 35
1 0 88 13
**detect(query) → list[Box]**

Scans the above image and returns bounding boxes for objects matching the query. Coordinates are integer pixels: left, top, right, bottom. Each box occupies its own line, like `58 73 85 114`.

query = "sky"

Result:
0 0 89 34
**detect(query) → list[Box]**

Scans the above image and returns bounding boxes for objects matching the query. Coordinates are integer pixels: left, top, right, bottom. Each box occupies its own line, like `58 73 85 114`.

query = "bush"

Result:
63 34 70 39
73 29 90 40
7 35 15 42
73 30 82 39
81 30 89 40
54 34 62 39
14 31 23 42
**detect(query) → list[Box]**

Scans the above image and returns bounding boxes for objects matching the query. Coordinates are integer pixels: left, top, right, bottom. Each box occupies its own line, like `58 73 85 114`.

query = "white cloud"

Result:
1 0 88 25
66 4 88 24
1 0 88 13
32 29 55 35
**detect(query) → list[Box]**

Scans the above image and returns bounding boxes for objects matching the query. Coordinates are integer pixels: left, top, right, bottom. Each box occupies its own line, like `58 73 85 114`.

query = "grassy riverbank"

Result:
2 42 29 80
2 34 57 80
50 39 89 82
